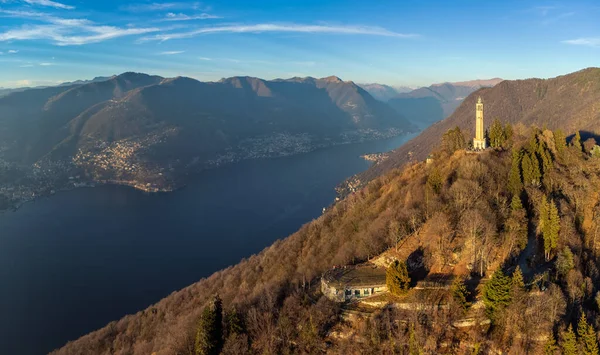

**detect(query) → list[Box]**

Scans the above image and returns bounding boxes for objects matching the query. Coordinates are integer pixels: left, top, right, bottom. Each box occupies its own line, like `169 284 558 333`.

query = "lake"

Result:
0 132 417 354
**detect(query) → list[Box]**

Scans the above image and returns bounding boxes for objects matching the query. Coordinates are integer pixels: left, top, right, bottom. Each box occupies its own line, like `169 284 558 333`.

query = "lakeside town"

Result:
0 127 406 212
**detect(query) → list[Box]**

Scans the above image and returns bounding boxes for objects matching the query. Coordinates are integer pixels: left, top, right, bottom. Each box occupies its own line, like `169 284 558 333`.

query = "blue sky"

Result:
0 0 598 88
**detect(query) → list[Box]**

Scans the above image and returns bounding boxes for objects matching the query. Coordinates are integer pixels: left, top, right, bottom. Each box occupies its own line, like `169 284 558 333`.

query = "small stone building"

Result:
321 264 387 302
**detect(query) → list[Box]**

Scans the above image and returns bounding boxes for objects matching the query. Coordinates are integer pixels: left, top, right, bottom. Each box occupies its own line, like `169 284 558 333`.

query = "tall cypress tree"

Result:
573 131 583 152
522 152 541 186
511 195 523 211
195 295 224 355
489 119 505 148
508 149 523 196
544 333 558 355
511 266 525 297
578 313 599 355
451 277 470 311
554 129 567 153
542 199 560 261
562 324 578 355
504 123 514 145
482 269 512 323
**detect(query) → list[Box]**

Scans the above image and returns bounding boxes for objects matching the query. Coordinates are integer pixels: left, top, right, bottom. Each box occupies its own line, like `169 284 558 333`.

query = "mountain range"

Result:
0 73 414 196
360 78 503 127
0 77 113 98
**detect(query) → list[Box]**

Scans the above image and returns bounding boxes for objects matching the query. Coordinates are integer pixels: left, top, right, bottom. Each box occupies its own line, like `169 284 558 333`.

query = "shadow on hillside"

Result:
567 131 600 143
406 247 429 287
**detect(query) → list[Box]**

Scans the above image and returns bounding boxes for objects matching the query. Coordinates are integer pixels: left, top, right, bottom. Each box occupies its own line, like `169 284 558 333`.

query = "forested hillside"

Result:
359 67 600 183
52 123 600 354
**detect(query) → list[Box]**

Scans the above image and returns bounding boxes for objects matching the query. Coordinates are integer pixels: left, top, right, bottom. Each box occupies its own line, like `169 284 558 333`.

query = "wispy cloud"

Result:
162 12 221 21
562 37 600 47
525 5 576 25
121 2 206 12
541 11 575 25
8 49 19 53
141 23 419 42
198 56 211 60
39 62 54 65
0 9 160 45
23 0 74 10
532 5 558 16
158 50 185 55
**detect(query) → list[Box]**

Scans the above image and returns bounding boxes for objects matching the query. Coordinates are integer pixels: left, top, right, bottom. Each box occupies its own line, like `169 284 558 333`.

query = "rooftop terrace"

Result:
322 264 387 289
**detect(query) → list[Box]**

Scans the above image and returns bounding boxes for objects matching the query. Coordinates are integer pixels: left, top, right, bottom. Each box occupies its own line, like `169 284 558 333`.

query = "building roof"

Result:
322 264 387 288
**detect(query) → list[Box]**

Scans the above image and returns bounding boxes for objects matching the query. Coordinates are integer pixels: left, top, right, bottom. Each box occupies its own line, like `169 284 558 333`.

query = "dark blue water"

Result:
0 133 417 354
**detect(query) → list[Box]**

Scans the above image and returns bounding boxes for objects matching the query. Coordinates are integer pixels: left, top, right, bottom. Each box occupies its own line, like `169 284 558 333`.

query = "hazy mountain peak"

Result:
432 78 504 88
321 75 343 83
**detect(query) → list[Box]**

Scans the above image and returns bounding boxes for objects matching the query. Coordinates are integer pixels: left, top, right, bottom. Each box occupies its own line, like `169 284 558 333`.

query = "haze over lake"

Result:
0 132 417 355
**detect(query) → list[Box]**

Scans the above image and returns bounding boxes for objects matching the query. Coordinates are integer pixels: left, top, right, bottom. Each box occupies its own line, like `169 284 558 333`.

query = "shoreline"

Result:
1 130 414 214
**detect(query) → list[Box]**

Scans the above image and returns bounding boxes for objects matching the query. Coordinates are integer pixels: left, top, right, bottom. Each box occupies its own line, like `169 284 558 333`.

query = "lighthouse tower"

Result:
473 96 486 150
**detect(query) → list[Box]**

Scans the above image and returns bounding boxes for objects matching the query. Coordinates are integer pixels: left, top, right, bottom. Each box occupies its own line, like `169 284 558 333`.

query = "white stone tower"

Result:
473 96 486 150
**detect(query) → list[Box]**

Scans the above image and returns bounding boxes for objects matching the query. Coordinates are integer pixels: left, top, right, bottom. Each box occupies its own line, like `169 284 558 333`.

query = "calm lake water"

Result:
0 132 417 354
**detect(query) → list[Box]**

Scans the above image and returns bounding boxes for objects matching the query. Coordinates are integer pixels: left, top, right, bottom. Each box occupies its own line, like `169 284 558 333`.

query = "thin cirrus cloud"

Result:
22 0 74 10
162 12 222 21
158 50 185 55
562 38 600 47
0 9 160 45
121 2 207 12
141 23 419 42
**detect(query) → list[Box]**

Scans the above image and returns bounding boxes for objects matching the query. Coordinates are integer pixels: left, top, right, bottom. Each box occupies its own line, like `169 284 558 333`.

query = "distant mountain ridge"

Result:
0 76 114 98
358 83 414 101
433 78 504 88
360 78 503 128
0 72 414 195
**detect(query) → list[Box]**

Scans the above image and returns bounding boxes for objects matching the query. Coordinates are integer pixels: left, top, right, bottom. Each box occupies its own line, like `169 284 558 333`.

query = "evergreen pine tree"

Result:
561 324 578 355
427 168 443 194
544 333 558 355
504 123 514 146
224 308 244 338
511 195 523 211
531 152 542 186
508 149 523 196
522 152 541 186
578 313 599 355
489 119 505 148
554 129 567 153
482 269 512 323
451 277 470 311
542 199 560 261
195 295 224 355
386 260 411 296
573 131 583 152
511 266 525 297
